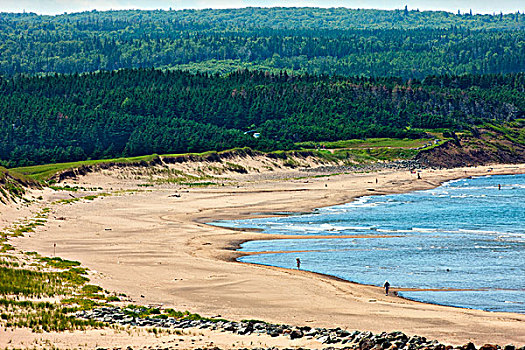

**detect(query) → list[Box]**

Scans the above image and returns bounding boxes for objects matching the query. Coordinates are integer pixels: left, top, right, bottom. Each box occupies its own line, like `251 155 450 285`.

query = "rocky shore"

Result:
302 159 426 174
76 307 523 350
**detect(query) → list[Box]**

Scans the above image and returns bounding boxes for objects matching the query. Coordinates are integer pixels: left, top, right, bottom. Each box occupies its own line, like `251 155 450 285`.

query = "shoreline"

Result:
8 163 525 347
212 170 524 314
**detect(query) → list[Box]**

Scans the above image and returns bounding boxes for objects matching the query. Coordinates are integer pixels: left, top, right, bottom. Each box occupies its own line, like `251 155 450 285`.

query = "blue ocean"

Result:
212 174 525 313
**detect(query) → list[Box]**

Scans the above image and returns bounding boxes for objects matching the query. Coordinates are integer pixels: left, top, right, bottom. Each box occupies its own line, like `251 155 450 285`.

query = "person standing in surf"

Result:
296 258 301 270
384 280 390 295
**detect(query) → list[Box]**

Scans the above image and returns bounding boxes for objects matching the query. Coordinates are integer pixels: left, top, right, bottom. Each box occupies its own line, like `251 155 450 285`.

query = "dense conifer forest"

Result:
0 8 524 78
1 69 523 167
0 8 524 167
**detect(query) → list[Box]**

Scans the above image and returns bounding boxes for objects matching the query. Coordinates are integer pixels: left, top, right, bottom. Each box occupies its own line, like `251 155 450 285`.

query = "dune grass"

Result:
10 154 160 182
9 148 253 182
6 139 447 184
0 299 104 332
0 266 74 297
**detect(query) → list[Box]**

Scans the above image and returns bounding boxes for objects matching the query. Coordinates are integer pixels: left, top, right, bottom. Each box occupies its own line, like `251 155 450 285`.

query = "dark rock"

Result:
360 338 375 350
237 322 254 335
408 336 421 344
463 343 477 350
223 323 236 332
290 329 303 340
480 345 499 350
75 306 498 350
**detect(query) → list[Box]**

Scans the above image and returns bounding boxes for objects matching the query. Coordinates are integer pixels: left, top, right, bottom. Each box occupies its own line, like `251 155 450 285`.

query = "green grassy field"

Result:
297 137 450 163
296 137 438 150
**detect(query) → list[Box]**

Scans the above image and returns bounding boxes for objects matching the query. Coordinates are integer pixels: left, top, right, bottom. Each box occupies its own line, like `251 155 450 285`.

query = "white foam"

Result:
278 223 375 234
444 178 465 185
457 229 501 235
412 228 438 233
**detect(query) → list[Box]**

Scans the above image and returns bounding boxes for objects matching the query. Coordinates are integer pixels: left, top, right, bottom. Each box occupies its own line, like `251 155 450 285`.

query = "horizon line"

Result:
2 6 523 17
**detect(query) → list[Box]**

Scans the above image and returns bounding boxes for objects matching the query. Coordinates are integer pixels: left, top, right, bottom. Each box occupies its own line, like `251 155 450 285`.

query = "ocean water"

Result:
212 174 525 313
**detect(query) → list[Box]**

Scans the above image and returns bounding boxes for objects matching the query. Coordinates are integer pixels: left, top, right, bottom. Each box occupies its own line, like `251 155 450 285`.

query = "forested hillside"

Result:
1 69 523 167
0 8 524 77
1 8 523 168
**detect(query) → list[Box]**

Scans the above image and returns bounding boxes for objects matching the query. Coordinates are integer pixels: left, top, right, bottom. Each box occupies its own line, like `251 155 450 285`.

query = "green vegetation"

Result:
11 155 159 182
0 210 49 254
10 148 260 183
298 137 435 150
179 182 218 187
49 185 79 191
333 148 419 162
52 192 109 205
0 9 524 78
0 166 36 203
296 137 452 163
1 69 523 168
484 122 525 144
0 252 89 300
0 266 77 297
1 234 109 331
0 8 523 170
124 305 228 323
39 257 81 269
0 299 103 332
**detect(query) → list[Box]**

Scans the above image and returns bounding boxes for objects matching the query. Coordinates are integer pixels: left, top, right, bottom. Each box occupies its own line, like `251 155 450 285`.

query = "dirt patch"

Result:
417 128 525 168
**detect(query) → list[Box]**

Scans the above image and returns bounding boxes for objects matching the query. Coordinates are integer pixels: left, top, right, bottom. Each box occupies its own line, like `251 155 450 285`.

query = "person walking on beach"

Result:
383 280 390 295
296 258 301 270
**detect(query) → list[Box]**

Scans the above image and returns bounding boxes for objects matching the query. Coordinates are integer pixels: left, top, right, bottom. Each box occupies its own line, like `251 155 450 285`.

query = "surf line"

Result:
236 233 403 241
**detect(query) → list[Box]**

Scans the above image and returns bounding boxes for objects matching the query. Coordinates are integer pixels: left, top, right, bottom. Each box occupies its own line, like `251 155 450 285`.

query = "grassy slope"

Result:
10 155 160 182
8 126 524 184
9 149 259 182
0 166 40 204
8 138 437 183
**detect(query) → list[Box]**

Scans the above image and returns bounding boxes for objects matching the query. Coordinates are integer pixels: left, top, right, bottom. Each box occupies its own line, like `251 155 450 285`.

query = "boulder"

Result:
290 329 304 340
463 343 477 350
360 338 375 350
480 345 500 350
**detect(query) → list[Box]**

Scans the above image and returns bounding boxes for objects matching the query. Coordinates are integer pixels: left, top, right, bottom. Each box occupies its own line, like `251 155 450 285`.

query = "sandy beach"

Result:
6 163 525 348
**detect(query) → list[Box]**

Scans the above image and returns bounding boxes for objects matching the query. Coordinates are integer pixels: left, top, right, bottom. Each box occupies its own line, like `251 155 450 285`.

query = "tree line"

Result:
0 69 523 167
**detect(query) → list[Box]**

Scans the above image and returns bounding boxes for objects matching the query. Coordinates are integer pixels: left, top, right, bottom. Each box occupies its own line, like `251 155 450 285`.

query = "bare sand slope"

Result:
12 164 525 347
